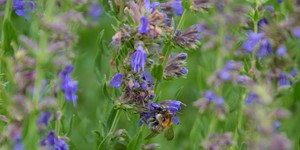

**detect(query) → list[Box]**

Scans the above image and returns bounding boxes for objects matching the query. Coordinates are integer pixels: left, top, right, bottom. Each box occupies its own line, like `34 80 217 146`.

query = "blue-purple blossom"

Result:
171 0 184 16
274 121 281 131
142 71 154 83
245 92 260 105
141 82 148 90
139 17 149 34
258 17 269 27
204 90 215 101
131 45 147 73
242 31 265 53
277 45 287 56
236 75 253 84
215 97 225 106
144 0 160 12
60 65 78 106
89 3 102 20
13 134 23 150
265 6 274 12
278 0 283 3
293 27 300 38
219 69 231 81
37 111 51 126
257 39 272 59
110 73 124 88
180 68 188 74
13 0 35 19
291 68 298 77
40 130 68 150
134 82 140 88
279 73 290 87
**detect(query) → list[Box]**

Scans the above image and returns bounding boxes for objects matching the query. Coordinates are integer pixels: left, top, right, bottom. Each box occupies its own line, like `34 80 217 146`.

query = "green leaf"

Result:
106 107 118 133
294 82 300 101
127 126 144 150
103 83 113 102
2 19 18 56
151 64 163 81
181 0 191 10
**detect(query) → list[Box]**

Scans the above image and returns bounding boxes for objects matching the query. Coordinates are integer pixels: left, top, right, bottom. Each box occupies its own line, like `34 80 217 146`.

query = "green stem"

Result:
207 115 218 136
176 10 187 31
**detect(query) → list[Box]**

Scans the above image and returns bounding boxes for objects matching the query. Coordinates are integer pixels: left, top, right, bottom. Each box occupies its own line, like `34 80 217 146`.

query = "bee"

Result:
145 107 174 141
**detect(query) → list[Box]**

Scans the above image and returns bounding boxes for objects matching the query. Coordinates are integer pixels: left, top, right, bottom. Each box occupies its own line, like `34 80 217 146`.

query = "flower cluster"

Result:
60 65 79 106
40 131 68 150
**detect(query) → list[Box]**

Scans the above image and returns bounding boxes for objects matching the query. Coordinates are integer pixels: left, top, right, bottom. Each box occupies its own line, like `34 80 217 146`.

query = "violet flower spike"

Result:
89 3 102 20
13 0 35 19
277 45 287 56
242 31 265 53
131 45 147 73
257 39 272 59
60 65 78 106
171 0 184 16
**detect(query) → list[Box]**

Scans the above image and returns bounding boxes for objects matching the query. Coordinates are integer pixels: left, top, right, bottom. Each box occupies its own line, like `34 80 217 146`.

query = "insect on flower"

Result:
144 104 175 141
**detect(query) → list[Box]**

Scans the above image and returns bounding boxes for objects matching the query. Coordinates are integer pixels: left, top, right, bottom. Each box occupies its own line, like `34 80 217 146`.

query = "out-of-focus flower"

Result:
292 26 300 38
40 130 68 150
174 24 203 49
13 0 35 19
274 121 281 131
278 73 290 87
291 68 298 77
13 134 23 150
258 17 269 28
132 45 147 73
139 17 150 34
202 132 234 150
245 92 261 105
277 45 287 56
265 5 274 12
142 143 160 150
268 134 291 150
242 31 265 53
236 75 254 85
165 53 188 78
110 73 124 88
278 0 283 3
257 39 272 59
89 3 102 20
59 65 78 106
37 111 52 126
171 0 184 16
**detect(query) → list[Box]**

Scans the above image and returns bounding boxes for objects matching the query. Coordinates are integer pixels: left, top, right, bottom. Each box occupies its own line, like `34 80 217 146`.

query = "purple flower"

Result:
144 0 160 12
225 61 242 70
219 69 231 81
245 92 260 105
139 17 149 34
257 39 272 59
180 68 188 74
134 82 140 88
278 0 283 3
142 71 154 83
277 45 287 56
141 82 148 90
60 65 78 106
37 111 51 126
110 73 124 88
265 6 274 12
293 27 300 38
204 90 215 101
236 75 253 84
13 134 23 150
171 0 184 16
215 97 225 106
258 17 269 27
40 130 68 150
291 68 298 77
279 73 290 86
131 45 147 73
13 0 35 19
274 121 281 131
89 3 102 20
242 31 265 53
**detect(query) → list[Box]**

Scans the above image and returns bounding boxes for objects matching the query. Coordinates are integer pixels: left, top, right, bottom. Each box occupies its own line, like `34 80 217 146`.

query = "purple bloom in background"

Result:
242 31 265 53
291 68 298 77
180 68 188 74
144 0 160 12
274 121 281 131
132 45 147 73
13 134 23 150
171 0 184 16
141 82 148 90
142 71 154 83
219 69 231 81
110 73 124 88
139 17 149 34
257 39 272 59
134 82 140 88
245 92 260 105
293 27 300 38
37 111 51 126
13 0 35 19
265 5 274 12
215 97 225 106
279 73 290 86
162 13 172 26
278 0 283 3
204 90 215 101
40 130 68 150
258 17 269 27
60 65 78 106
89 3 102 20
236 75 253 84
277 45 287 56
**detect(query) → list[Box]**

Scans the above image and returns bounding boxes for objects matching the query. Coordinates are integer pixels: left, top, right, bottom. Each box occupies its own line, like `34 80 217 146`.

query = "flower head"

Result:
277 45 287 56
242 31 265 53
293 27 300 38
257 39 272 59
171 0 184 16
37 111 51 126
139 17 150 34
279 73 290 87
59 65 78 106
258 17 269 28
174 24 203 49
131 45 147 73
245 92 261 105
13 0 35 19
89 3 102 20
291 68 298 77
165 53 188 78
110 73 124 88
40 130 68 150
